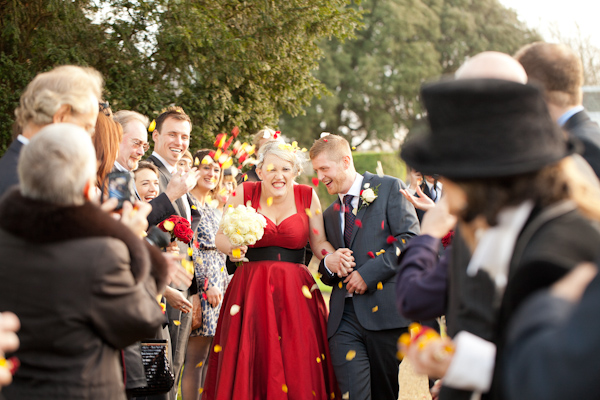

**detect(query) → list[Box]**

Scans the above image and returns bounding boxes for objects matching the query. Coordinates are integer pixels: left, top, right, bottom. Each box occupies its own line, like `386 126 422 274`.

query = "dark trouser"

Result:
166 290 193 400
329 299 407 400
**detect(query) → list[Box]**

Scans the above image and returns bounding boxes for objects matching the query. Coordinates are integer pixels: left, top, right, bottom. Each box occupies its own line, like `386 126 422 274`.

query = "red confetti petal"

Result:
386 235 398 244
277 253 281 261
355 219 362 228
313 228 319 235
321 249 329 256
270 284 275 293
367 251 375 258
194 240 200 249
323 139 328 142
232 191 236 197
203 278 209 291
312 177 319 186
231 126 240 137
202 293 207 300
360 190 363 195
381 220 385 230
334 203 341 212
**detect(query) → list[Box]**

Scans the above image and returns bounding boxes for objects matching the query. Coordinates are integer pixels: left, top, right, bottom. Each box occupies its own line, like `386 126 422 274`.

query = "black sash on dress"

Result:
226 246 306 274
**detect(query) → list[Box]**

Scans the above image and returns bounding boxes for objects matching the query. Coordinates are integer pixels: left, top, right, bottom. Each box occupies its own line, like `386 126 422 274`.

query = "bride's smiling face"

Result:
258 154 296 198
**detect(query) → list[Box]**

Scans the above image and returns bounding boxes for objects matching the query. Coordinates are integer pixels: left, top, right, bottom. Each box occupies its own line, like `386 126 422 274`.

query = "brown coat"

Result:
0 190 168 400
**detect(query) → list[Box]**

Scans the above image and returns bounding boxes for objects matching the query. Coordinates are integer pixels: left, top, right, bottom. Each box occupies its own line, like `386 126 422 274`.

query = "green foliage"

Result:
280 0 541 150
0 0 361 154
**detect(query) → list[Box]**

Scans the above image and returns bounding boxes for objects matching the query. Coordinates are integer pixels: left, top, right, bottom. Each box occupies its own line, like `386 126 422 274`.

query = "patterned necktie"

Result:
343 195 355 247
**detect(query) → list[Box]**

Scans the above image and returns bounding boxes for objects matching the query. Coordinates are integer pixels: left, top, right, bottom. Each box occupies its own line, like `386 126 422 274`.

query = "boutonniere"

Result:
353 183 381 215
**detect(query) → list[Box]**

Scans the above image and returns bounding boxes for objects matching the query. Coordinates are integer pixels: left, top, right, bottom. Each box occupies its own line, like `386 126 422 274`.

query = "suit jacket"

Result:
0 139 23 198
0 190 166 400
319 172 420 337
564 110 600 179
504 271 600 400
146 154 200 235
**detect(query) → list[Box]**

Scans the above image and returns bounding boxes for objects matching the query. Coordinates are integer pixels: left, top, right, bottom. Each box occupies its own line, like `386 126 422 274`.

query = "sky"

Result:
499 0 600 47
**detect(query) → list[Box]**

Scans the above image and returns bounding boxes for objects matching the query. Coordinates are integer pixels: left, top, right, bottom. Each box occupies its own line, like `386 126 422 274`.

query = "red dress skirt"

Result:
202 182 340 400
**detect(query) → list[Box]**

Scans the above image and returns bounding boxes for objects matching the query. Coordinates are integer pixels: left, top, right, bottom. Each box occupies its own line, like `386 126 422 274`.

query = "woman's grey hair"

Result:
15 65 103 129
256 140 307 175
18 123 97 206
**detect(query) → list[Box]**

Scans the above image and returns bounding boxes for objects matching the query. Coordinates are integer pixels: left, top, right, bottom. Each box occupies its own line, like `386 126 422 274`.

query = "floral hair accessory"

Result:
148 119 156 133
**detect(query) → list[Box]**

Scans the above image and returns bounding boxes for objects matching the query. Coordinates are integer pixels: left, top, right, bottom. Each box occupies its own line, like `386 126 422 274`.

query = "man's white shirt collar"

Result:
152 151 176 174
17 135 29 145
113 161 128 172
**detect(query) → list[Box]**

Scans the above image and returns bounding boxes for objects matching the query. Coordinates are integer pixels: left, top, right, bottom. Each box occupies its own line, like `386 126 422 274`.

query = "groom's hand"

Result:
344 271 367 294
326 248 355 277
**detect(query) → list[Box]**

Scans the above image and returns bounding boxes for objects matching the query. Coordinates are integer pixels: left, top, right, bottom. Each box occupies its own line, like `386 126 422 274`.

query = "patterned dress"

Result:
190 204 230 337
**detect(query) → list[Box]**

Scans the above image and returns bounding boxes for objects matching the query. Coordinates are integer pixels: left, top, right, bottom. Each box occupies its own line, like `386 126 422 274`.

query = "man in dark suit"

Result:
310 134 420 400
0 65 103 198
146 106 200 400
515 42 600 178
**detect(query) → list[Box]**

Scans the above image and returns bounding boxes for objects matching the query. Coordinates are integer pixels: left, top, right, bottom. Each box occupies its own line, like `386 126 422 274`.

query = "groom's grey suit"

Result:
320 171 420 400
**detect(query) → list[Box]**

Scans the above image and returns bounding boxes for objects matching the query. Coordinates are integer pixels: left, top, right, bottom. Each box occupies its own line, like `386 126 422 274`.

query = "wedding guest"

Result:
181 150 229 400
204 141 353 400
0 123 168 400
0 312 19 388
0 65 103 197
398 78 600 400
93 103 123 193
178 150 193 173
237 126 282 183
135 162 160 203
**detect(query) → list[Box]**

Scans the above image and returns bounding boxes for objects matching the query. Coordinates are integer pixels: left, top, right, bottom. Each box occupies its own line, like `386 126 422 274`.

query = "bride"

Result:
202 141 355 400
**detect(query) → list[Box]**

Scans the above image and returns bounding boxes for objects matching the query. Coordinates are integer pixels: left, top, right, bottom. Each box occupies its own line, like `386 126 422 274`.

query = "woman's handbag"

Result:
128 339 175 396
191 293 203 331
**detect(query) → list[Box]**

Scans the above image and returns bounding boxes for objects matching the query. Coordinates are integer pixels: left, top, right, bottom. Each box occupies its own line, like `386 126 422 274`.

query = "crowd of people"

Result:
0 40 600 400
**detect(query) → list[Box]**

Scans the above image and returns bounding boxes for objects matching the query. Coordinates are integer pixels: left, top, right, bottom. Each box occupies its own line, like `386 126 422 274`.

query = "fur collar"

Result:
0 189 168 288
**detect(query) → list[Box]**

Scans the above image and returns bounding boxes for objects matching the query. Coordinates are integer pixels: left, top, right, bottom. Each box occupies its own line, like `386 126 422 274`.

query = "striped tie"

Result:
344 195 355 247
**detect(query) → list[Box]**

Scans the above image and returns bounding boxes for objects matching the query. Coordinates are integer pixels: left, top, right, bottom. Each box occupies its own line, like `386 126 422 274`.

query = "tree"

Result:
0 0 361 153
280 0 541 150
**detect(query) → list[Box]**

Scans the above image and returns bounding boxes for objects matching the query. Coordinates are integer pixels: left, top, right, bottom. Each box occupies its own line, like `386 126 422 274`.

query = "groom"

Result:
310 134 420 400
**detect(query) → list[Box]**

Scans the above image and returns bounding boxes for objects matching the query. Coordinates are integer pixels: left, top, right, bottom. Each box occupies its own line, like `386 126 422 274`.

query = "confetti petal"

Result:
148 119 156 132
346 350 356 361
331 393 335 399
305 208 313 218
163 221 175 231
367 251 375 258
355 219 362 228
230 304 241 316
267 197 273 206
311 283 319 292
232 248 241 259
312 177 319 186
376 161 384 177
363 183 370 189
302 285 313 299
372 305 379 312
377 282 383 290
387 235 398 244
342 392 350 399
381 220 385 230
352 208 357 216
313 228 319 235
266 163 274 172
316 357 321 363
338 281 343 289
173 320 181 326
334 203 341 212
199 388 204 394
321 249 329 256
191 204 197 210
214 344 222 353
195 362 204 368
282 384 288 393
187 247 193 257
396 247 401 256
315 209 322 215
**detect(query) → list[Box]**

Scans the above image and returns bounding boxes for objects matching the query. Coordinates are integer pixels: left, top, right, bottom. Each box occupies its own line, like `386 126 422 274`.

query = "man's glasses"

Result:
131 139 149 152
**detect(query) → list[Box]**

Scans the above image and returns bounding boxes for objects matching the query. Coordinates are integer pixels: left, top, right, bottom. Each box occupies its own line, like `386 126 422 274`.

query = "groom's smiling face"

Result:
311 153 351 195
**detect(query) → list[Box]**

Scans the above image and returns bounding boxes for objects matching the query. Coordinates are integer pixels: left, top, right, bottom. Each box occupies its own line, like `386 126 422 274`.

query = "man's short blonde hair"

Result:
309 134 352 163
15 66 103 129
113 110 150 132
19 123 97 206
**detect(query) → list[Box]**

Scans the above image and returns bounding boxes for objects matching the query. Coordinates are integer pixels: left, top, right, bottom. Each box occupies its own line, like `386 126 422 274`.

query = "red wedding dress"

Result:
202 182 340 400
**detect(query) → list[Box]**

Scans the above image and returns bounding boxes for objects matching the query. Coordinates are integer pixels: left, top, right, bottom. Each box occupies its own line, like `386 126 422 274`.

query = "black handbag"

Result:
128 339 175 396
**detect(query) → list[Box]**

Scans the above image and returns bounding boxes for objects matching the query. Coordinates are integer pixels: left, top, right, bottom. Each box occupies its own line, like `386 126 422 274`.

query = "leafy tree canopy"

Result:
280 0 541 149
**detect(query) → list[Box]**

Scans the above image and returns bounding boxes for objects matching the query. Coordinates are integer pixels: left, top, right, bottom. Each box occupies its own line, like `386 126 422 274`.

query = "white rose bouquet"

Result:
220 205 267 262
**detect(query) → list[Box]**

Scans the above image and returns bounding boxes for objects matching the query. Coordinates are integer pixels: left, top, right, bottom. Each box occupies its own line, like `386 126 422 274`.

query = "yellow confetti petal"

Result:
310 283 318 292
305 208 313 218
187 247 193 257
267 197 273 206
173 320 181 326
214 149 222 160
321 353 325 360
214 344 222 353
346 350 356 361
372 305 379 313
402 238 406 244
230 304 241 316
282 384 288 393
163 221 174 231
338 282 343 289
244 174 248 181
267 163 274 172
221 266 224 272
331 392 335 399
342 392 350 399
148 119 156 132
201 155 212 164
316 357 321 363
191 204 197 210
377 282 383 290
194 157 200 166
302 285 313 299
352 208 357 216
198 388 204 394
313 391 316 396
232 248 241 258
376 161 384 177
195 361 204 368
315 209 322 215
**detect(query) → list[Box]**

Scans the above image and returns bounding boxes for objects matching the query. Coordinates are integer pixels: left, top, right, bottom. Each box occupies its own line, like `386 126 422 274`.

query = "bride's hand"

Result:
229 245 248 262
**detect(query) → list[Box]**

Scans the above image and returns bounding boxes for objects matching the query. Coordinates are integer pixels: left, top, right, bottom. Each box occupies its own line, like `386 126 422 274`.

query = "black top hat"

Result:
401 79 578 179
